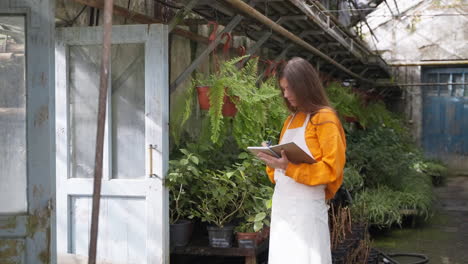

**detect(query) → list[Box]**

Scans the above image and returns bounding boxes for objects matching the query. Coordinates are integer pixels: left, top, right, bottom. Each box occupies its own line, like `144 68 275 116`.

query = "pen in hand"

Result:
261 140 271 147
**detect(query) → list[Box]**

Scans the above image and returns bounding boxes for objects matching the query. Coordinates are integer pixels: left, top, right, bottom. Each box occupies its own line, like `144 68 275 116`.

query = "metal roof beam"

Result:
240 15 302 67
288 0 364 60
224 0 372 82
328 50 348 56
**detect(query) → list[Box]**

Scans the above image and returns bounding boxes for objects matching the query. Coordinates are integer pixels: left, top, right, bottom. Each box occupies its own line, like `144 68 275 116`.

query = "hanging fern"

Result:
208 78 226 143
177 56 287 147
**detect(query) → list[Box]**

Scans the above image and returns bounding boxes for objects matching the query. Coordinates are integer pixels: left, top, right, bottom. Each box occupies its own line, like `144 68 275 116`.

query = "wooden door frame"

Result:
0 0 56 263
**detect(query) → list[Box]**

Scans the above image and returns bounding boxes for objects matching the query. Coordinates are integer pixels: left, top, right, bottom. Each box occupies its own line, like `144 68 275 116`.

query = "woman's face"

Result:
280 78 297 107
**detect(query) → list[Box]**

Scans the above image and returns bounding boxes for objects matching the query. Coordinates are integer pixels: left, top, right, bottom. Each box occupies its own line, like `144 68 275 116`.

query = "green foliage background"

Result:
168 58 445 230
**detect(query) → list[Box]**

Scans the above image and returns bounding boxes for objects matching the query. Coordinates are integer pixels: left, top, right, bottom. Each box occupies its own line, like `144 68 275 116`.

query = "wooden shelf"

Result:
171 237 269 264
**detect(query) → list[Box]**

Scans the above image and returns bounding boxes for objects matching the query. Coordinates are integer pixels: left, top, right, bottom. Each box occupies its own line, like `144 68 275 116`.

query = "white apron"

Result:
268 113 331 264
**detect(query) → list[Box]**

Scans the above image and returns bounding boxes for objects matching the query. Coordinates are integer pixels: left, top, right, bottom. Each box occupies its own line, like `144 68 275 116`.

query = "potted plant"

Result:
182 56 287 146
191 64 240 115
234 195 272 248
190 166 248 248
165 149 203 247
233 154 274 248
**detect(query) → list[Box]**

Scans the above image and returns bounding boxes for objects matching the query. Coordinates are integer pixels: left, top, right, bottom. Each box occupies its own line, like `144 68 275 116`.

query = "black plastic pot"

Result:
331 250 346 264
170 220 193 247
367 248 379 264
207 225 234 248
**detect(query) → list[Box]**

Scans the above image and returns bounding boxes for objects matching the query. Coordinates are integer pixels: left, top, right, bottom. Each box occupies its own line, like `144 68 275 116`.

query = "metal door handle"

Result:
149 144 156 178
149 144 162 180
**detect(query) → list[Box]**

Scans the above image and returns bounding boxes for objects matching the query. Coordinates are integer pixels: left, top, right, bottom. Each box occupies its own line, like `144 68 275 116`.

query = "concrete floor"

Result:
373 176 468 264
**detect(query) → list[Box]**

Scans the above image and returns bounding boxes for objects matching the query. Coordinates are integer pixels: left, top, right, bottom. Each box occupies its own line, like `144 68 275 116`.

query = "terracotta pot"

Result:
236 232 259 248
344 115 358 123
260 226 270 241
222 95 238 117
196 86 210 110
196 86 238 116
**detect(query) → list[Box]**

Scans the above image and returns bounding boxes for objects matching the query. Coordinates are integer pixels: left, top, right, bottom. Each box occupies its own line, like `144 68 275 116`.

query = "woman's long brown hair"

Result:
278 57 332 115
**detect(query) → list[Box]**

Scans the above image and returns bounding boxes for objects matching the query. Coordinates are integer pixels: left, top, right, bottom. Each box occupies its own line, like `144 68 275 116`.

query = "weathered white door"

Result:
55 24 169 264
0 1 55 263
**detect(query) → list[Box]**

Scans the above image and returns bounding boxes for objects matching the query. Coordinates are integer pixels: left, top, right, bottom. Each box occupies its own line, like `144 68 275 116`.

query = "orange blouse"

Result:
266 110 347 200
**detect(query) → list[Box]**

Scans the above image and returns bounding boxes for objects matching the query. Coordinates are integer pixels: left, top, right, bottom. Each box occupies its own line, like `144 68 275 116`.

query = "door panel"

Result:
70 196 146 263
56 24 169 264
111 44 146 179
1 1 55 263
69 45 100 179
0 15 27 215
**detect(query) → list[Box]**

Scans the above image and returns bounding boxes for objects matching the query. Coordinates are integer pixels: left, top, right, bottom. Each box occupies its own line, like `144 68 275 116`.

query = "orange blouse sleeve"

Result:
284 111 346 199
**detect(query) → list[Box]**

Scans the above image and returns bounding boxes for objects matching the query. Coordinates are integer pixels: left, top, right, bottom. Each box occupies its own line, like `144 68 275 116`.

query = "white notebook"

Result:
247 142 316 164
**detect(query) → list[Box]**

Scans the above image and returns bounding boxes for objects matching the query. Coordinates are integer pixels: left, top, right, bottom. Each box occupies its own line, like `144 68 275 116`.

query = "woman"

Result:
257 57 346 264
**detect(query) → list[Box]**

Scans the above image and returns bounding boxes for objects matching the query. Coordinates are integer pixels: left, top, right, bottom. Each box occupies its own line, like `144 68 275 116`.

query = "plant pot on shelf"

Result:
207 225 234 248
236 232 259 248
331 249 347 264
260 226 270 242
170 220 193 247
196 86 211 110
367 248 379 264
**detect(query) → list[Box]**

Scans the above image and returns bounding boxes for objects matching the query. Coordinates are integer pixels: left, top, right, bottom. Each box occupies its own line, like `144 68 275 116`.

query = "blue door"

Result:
422 67 468 159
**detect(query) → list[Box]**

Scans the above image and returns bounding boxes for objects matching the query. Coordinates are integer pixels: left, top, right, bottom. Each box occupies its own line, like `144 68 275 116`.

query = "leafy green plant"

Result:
413 159 448 186
190 166 248 228
229 152 274 233
350 168 433 227
399 170 433 218
351 186 404 227
326 82 405 132
235 207 271 233
165 149 203 224
235 185 273 233
343 166 364 193
231 75 288 149
346 126 414 189
179 56 287 148
326 82 363 122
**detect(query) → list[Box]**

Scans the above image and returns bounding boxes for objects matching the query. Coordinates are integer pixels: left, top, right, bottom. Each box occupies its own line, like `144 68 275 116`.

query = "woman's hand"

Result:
257 150 289 170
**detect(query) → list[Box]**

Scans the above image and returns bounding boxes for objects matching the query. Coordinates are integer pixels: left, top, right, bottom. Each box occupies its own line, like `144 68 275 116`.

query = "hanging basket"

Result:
222 94 238 117
196 86 238 117
196 86 211 110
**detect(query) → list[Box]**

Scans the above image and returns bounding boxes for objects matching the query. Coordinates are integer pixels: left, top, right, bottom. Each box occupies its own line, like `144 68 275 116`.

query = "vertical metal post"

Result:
88 0 113 263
